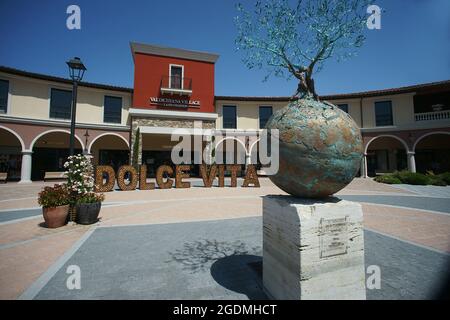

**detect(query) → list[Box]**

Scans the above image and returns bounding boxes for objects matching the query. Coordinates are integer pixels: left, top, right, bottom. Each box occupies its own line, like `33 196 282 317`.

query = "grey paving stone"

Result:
33 217 449 300
392 185 450 198
364 229 449 300
0 202 118 223
338 195 450 214
0 208 41 222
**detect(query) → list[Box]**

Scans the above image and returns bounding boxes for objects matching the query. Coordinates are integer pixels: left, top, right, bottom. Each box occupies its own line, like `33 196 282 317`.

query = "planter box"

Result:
43 205 70 228
76 202 102 225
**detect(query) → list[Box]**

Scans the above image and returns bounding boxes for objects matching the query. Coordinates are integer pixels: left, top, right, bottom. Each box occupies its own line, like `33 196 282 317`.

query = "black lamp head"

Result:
66 57 86 82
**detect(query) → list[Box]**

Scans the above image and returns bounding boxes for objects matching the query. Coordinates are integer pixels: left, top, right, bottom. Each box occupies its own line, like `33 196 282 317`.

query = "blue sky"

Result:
0 0 449 96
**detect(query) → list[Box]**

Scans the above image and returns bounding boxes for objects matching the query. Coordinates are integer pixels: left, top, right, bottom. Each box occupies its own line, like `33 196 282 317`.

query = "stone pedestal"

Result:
263 196 366 300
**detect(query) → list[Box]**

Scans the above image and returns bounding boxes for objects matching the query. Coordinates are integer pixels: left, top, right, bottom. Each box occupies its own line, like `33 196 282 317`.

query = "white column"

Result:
203 135 213 165
18 150 33 184
361 153 368 178
245 153 251 167
407 151 416 173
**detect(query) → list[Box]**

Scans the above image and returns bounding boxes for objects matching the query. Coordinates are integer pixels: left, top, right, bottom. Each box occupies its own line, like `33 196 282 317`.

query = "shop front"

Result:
129 42 220 173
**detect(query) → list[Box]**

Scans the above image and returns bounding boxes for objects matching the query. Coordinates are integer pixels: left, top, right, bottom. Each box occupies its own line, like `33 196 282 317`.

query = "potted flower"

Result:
65 154 104 224
75 192 105 225
38 184 70 228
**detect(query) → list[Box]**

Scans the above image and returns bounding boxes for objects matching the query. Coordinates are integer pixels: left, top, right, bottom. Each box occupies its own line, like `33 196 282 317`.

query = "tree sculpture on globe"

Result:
235 0 371 198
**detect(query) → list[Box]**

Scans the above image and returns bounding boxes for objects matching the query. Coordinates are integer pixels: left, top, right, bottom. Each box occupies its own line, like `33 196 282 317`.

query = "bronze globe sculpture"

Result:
265 98 363 198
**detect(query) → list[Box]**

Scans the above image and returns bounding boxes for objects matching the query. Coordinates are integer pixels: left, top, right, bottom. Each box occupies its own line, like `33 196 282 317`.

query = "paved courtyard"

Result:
0 178 449 300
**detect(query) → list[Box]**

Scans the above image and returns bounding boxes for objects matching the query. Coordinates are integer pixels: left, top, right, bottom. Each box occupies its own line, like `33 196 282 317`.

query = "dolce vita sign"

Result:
94 164 260 192
94 128 279 192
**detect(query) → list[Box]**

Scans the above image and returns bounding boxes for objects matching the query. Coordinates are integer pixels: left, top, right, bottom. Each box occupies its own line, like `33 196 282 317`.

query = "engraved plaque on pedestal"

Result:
319 216 348 258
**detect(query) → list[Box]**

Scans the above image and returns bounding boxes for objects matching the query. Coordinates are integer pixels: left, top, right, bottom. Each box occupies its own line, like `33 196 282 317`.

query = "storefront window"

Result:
223 105 237 129
259 106 273 128
99 149 129 172
0 79 9 113
50 88 72 120
375 101 393 126
0 151 21 180
104 96 122 123
337 104 348 113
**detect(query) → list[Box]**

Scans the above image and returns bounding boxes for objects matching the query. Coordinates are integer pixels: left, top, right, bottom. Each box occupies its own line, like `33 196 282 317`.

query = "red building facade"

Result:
131 43 217 113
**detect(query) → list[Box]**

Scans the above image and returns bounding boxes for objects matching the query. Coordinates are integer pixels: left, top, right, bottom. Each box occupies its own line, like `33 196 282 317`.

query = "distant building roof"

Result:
130 42 219 64
215 79 450 102
0 65 133 93
1 65 448 100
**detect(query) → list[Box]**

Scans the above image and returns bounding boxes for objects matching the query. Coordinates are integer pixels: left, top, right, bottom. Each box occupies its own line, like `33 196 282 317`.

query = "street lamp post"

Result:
83 129 90 155
66 57 86 156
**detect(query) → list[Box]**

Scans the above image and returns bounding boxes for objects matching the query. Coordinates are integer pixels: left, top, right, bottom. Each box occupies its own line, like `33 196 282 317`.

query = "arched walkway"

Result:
364 135 410 177
364 134 410 154
214 136 248 165
31 130 83 181
88 133 130 171
30 129 84 151
413 132 450 174
0 126 25 181
0 125 25 151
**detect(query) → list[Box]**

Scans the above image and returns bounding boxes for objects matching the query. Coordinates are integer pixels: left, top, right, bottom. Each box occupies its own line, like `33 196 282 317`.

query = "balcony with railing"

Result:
160 76 192 96
415 110 450 122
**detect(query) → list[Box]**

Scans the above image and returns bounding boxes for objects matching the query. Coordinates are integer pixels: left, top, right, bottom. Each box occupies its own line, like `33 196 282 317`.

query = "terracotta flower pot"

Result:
75 202 101 225
42 205 70 228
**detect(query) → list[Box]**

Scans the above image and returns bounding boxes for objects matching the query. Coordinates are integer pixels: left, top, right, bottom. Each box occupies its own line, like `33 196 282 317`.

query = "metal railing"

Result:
415 110 450 121
160 76 192 91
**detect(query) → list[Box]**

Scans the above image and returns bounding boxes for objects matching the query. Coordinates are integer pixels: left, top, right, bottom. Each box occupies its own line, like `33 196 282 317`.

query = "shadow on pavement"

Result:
210 254 268 300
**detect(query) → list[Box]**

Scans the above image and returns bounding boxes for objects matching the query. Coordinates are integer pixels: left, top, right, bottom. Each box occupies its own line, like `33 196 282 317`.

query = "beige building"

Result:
215 83 450 177
0 44 449 182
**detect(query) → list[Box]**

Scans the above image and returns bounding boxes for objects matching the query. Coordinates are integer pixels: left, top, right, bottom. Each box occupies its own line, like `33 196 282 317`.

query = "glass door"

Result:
170 66 183 89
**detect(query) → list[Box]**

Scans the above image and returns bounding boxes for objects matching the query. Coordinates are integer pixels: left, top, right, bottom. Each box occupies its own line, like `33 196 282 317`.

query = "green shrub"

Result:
375 171 450 186
38 184 70 208
373 175 402 184
393 171 429 185
439 172 450 184
428 176 447 186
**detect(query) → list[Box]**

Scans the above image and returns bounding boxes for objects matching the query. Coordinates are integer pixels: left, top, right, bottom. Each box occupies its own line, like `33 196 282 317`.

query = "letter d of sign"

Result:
95 166 115 192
